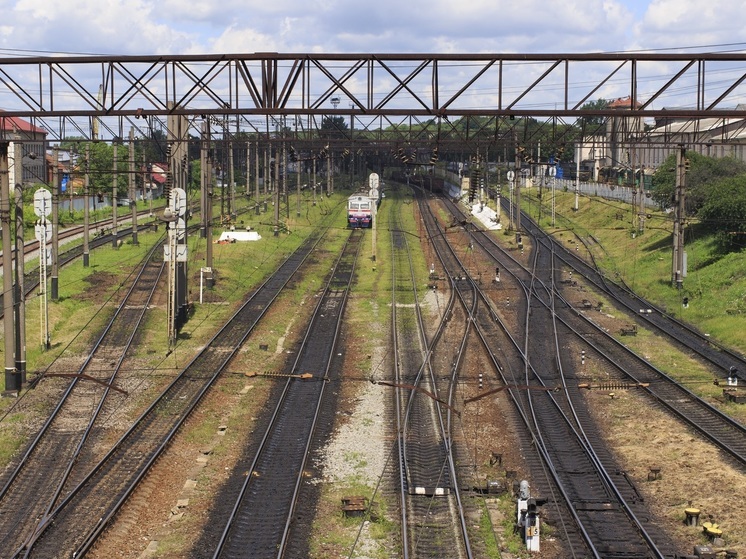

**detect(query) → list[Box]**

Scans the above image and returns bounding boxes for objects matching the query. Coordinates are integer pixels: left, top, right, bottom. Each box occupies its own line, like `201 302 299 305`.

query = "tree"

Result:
320 116 349 138
578 98 609 130
651 152 746 213
697 175 746 251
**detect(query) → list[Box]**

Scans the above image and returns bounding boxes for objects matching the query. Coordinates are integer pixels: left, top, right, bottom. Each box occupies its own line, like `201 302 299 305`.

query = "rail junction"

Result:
0 50 745 558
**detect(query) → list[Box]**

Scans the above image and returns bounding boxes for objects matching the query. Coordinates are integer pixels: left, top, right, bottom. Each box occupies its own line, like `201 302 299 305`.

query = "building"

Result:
576 98 746 186
644 108 746 166
0 112 47 187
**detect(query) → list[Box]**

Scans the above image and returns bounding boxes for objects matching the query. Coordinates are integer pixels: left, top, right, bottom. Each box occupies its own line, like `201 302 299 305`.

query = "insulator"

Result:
594 382 642 391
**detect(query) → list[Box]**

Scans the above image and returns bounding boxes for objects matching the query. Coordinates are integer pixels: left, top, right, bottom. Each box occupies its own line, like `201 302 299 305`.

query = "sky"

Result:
1 0 745 57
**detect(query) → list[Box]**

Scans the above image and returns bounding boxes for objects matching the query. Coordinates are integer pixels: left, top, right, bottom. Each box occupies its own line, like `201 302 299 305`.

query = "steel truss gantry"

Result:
0 52 745 143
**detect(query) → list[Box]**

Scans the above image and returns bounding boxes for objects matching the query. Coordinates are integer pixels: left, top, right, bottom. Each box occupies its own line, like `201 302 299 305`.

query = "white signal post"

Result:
34 188 53 350
163 187 188 349
549 165 557 226
369 173 379 263
506 170 515 231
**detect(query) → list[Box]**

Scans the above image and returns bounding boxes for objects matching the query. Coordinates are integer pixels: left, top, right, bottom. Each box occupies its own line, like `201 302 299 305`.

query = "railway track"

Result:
388 186 473 559
459 200 746 469
516 201 746 382
421 192 684 557
7 225 330 558
210 229 362 559
0 239 166 556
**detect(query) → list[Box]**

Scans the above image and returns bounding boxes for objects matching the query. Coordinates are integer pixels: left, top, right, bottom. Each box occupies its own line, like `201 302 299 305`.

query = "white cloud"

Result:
635 0 746 48
1 0 744 58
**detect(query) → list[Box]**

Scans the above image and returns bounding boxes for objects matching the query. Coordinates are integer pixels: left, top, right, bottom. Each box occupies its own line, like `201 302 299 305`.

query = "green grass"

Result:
522 188 746 356
477 499 504 558
0 193 348 460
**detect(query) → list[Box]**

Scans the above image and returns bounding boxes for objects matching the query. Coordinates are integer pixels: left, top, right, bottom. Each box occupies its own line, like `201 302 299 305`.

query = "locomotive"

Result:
347 191 381 228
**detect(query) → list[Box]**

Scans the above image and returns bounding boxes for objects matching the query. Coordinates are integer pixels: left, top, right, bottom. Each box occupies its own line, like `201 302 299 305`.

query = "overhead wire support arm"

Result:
3 52 746 141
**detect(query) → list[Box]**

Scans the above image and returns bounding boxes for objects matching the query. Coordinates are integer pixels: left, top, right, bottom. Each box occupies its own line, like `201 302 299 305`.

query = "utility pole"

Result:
83 144 90 267
296 149 301 217
312 156 317 206
202 120 214 285
51 147 59 301
574 142 580 211
638 148 647 233
283 143 289 219
254 140 260 214
672 146 687 288
515 141 522 232
129 128 138 245
246 141 251 197
273 145 280 236
200 120 208 238
112 141 119 248
228 140 235 219
13 138 25 383
1 141 19 392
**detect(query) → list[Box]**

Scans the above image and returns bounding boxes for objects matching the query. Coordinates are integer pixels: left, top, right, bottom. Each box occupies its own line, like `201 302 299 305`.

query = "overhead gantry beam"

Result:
0 52 744 141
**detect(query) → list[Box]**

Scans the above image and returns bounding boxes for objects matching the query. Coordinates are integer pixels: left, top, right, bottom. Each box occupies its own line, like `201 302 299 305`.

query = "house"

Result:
0 112 47 187
644 107 746 166
146 162 167 200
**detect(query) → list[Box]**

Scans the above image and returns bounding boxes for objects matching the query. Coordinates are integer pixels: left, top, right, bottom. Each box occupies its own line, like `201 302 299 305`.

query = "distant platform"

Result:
218 231 262 242
471 203 502 231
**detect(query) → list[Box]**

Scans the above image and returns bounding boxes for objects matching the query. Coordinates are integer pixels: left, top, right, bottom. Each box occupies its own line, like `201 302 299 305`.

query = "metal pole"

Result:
146 153 152 218
552 176 556 227
83 144 90 267
40 214 49 350
164 209 177 349
129 128 138 245
515 157 522 232
1 142 19 392
201 120 208 237
296 153 301 217
246 140 251 197
51 147 59 301
254 140 260 214
205 141 214 282
672 146 687 288
14 180 25 384
327 150 331 196
574 143 580 211
274 144 280 236
228 140 235 219
112 142 119 248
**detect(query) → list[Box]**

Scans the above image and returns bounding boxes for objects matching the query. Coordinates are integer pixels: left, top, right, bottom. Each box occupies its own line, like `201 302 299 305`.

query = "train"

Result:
347 190 381 228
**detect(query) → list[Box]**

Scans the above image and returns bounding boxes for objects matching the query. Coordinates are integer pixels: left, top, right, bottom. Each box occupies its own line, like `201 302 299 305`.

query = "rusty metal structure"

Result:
0 52 744 143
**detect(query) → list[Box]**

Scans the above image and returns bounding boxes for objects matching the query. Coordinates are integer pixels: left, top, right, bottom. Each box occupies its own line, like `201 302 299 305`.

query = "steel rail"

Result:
525 239 668 559
513 200 746 380
429 193 673 557
0 240 165 554
390 189 473 559
210 229 362 558
13 221 332 558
